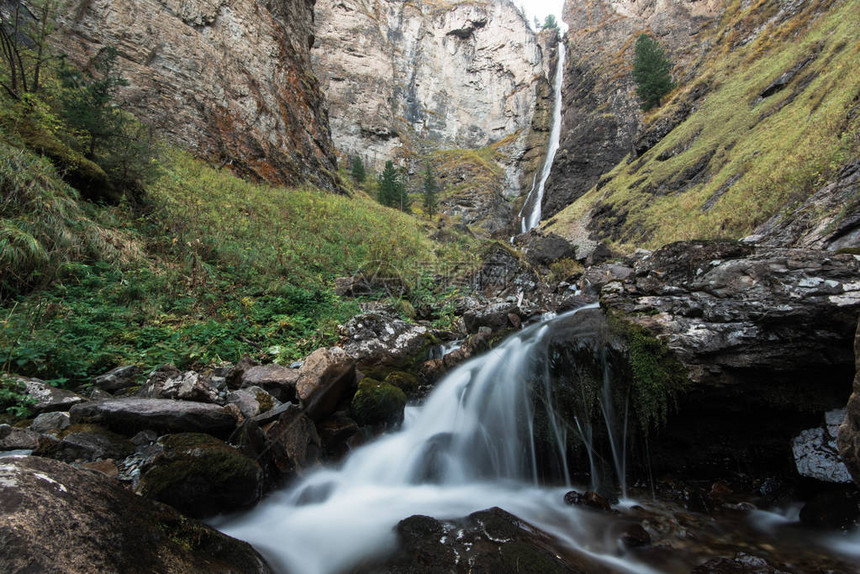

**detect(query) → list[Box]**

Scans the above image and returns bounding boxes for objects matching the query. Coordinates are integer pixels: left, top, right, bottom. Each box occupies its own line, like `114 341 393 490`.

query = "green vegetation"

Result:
422 163 439 218
548 0 860 250
350 156 366 185
350 377 407 426
377 160 410 211
632 34 675 111
543 15 558 30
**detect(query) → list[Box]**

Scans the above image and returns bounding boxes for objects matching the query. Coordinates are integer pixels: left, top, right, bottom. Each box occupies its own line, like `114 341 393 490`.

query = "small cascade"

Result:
519 41 566 233
216 304 655 574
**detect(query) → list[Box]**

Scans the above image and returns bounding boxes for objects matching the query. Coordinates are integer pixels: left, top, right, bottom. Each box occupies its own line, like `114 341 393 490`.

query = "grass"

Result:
547 0 860 250
0 144 448 389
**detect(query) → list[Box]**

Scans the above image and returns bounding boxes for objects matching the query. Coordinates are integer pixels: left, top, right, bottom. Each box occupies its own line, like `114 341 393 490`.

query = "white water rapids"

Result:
215 305 660 574
519 41 566 233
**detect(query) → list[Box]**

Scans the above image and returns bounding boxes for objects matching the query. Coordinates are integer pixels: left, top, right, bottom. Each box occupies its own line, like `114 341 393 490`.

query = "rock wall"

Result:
541 0 723 218
312 0 546 197
55 0 339 190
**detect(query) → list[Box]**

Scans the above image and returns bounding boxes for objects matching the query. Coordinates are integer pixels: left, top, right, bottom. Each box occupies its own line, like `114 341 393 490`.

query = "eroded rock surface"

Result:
0 455 272 573
69 398 238 438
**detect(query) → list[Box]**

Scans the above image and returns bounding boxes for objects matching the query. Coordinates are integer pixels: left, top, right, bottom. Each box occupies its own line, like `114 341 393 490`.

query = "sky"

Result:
519 0 568 31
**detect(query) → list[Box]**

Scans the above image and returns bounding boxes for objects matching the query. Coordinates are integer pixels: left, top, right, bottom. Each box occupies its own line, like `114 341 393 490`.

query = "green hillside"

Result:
547 0 860 250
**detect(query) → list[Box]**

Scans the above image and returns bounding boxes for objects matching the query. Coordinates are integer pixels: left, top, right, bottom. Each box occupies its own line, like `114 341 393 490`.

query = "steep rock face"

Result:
541 0 723 219
313 0 546 196
55 0 339 190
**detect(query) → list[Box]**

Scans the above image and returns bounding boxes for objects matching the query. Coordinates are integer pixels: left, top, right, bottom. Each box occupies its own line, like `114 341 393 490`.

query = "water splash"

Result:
519 41 566 233
216 304 656 574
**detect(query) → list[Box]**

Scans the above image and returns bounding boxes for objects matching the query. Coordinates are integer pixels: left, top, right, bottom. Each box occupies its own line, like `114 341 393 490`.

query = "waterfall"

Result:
215 304 656 574
519 41 566 233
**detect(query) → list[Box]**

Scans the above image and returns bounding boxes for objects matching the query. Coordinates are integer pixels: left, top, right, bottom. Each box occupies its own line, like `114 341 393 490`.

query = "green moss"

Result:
350 378 407 426
384 371 419 395
253 390 275 413
607 312 689 432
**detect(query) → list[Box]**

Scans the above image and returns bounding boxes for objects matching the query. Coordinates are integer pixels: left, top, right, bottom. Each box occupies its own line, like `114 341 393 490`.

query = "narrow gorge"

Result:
1 0 859 572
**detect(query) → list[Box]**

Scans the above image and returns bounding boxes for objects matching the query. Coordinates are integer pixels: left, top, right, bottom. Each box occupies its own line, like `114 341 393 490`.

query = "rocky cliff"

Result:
312 0 547 198
55 0 339 190
540 0 723 220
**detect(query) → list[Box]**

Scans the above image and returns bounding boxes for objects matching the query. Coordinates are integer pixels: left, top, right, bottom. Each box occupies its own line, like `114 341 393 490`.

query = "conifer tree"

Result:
350 156 366 184
543 14 558 30
377 160 399 207
632 34 675 111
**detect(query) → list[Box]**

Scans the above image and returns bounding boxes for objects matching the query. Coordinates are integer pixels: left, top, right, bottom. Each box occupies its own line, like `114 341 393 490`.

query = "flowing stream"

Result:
215 305 661 574
519 41 566 233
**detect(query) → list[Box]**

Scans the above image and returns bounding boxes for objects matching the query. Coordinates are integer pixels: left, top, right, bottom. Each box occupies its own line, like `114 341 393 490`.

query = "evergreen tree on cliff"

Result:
632 34 675 111
422 164 438 218
350 156 366 184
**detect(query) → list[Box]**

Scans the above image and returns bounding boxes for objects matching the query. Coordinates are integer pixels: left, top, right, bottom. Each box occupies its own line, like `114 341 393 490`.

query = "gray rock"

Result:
261 406 321 479
0 456 272 572
837 316 860 485
30 411 71 434
792 410 852 484
17 377 86 414
139 368 220 404
69 398 238 439
93 365 140 392
297 348 356 422
240 364 299 403
340 313 430 366
462 300 519 332
38 427 135 464
227 386 279 419
0 425 41 450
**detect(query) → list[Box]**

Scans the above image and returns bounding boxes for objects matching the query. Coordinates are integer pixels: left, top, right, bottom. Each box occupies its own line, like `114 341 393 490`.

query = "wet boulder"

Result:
792 409 852 483
297 347 356 421
135 433 263 518
69 398 238 439
350 378 407 427
261 405 321 479
462 299 520 332
0 455 272 573
34 424 134 464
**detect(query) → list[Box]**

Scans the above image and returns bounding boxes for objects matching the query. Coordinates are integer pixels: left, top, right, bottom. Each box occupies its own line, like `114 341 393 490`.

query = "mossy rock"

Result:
33 423 135 463
384 371 419 395
350 378 407 427
136 432 263 518
18 120 120 204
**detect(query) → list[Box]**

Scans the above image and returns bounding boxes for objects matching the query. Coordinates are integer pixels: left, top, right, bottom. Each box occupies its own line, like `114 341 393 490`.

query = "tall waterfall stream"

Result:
215 306 860 573
519 41 566 233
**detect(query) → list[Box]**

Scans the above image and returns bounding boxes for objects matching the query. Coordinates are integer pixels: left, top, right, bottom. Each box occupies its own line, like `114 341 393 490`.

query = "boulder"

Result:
462 300 520 332
92 365 140 393
691 553 790 573
792 409 852 483
0 425 41 451
139 369 220 404
261 405 321 479
316 411 359 459
18 377 86 414
525 232 577 266
350 378 407 427
135 433 263 518
339 313 431 366
227 386 279 419
356 507 595 573
0 456 272 572
30 411 71 433
240 364 299 403
34 424 135 464
297 347 356 421
69 398 238 439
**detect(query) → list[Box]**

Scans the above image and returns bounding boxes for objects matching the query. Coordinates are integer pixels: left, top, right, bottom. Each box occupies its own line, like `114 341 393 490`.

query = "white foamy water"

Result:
215 305 659 574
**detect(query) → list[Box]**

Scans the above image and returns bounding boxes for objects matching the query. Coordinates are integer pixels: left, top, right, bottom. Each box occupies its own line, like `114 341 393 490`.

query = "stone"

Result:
30 411 71 434
17 376 86 414
0 456 272 572
137 364 182 397
317 412 360 459
526 232 577 266
620 523 651 548
261 406 321 480
692 553 790 573
563 490 612 512
69 398 238 439
80 459 120 479
462 300 519 332
792 410 852 484
0 425 41 450
55 0 338 191
340 312 431 367
226 355 261 390
135 433 263 518
350 378 407 428
296 347 356 421
92 365 140 392
240 364 299 403
227 386 279 419
35 425 135 464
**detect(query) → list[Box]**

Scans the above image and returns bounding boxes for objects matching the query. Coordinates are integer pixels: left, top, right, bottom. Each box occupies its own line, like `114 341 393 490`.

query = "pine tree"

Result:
543 14 558 30
350 156 366 184
377 160 398 207
422 164 438 218
632 34 675 112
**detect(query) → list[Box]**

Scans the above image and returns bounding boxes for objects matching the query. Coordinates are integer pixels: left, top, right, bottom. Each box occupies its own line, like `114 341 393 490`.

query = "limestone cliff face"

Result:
541 0 723 218
313 0 545 197
55 0 339 190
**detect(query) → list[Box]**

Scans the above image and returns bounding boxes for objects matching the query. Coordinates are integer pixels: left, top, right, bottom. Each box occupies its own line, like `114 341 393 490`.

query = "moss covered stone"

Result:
384 371 420 395
350 378 407 427
136 433 263 518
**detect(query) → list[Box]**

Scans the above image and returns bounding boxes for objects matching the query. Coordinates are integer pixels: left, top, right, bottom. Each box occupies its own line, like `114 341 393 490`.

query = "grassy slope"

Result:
0 141 445 387
547 0 860 250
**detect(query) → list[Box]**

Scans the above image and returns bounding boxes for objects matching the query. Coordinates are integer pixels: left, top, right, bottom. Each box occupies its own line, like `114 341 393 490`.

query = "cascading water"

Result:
519 41 566 233
215 305 656 574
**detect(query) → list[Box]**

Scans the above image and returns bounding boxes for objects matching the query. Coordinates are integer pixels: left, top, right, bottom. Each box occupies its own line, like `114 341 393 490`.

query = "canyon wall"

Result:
55 0 339 190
